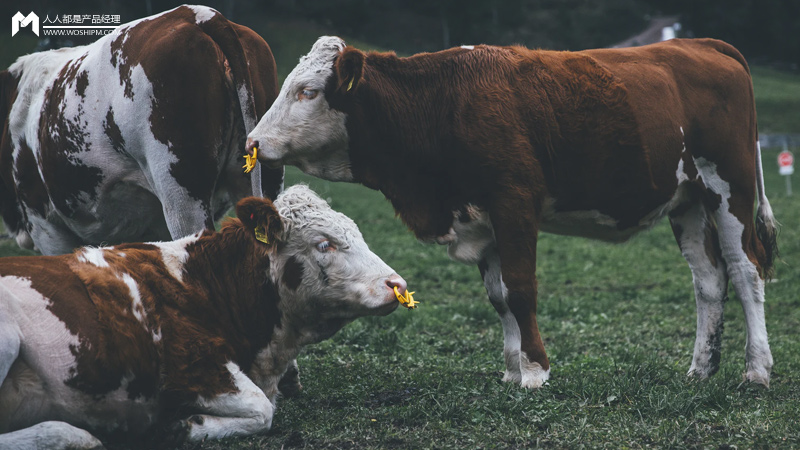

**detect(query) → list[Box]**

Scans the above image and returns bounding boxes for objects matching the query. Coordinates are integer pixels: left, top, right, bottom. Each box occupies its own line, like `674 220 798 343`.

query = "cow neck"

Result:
332 50 478 239
181 225 281 367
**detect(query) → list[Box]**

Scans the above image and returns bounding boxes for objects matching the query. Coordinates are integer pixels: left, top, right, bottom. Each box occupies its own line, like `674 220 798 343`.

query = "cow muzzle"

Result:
246 137 283 169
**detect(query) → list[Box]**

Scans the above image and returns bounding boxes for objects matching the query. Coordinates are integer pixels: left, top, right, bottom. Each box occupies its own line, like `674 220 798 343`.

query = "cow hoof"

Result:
519 359 550 389
278 362 303 398
743 369 770 388
501 370 522 384
686 364 717 380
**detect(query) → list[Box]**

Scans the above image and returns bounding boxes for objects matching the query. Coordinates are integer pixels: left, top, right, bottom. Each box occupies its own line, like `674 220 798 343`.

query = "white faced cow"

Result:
0 184 406 449
0 5 283 255
247 36 778 389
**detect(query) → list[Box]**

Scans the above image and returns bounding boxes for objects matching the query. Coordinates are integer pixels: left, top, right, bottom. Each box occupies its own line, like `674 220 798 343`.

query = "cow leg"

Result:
488 193 549 389
669 197 728 379
479 249 523 384
173 362 274 442
698 161 772 386
277 358 302 398
155 182 215 238
0 421 104 450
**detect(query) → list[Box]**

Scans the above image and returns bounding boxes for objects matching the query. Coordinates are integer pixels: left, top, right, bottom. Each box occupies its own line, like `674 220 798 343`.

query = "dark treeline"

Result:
3 0 798 65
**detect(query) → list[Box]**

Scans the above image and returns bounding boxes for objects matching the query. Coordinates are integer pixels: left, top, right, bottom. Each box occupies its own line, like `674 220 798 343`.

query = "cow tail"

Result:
755 141 779 279
198 14 264 198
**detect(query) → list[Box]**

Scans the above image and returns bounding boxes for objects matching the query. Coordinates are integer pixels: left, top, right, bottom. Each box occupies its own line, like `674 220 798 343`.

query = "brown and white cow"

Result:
247 37 779 389
0 5 283 255
0 184 406 449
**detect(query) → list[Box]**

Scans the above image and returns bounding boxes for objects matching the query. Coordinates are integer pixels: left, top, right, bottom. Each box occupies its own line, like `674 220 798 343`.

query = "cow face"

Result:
245 185 403 340
248 37 354 182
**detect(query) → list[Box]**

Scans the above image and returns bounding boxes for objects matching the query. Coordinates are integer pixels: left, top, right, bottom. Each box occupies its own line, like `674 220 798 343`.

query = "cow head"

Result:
238 184 404 341
247 36 357 182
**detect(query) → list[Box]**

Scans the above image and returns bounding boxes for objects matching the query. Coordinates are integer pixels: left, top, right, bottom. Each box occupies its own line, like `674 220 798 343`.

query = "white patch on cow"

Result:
188 361 274 441
445 205 495 264
77 247 110 267
519 353 550 389
119 272 145 324
692 156 772 385
151 327 162 343
249 37 353 182
0 276 80 422
461 45 475 50
0 421 103 450
188 5 217 24
149 232 201 283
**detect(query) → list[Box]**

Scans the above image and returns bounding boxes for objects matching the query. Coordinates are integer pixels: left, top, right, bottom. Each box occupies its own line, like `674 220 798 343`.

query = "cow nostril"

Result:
386 275 407 295
245 137 259 154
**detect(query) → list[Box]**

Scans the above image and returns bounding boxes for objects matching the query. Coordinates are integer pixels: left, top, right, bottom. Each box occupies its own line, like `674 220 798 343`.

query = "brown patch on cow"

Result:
103 107 126 155
13 139 48 218
75 71 89 98
703 222 720 268
282 256 304 291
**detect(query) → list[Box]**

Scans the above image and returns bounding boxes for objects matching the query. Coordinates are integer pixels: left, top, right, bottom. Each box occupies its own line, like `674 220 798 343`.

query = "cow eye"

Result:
316 239 335 252
299 88 318 100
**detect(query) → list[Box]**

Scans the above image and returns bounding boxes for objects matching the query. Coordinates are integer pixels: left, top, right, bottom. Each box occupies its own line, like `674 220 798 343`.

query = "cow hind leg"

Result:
0 421 103 450
669 195 728 379
697 160 773 386
479 250 522 384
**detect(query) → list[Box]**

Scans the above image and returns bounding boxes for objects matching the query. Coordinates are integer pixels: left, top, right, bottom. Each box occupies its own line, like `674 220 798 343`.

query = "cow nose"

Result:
386 274 407 295
245 137 259 155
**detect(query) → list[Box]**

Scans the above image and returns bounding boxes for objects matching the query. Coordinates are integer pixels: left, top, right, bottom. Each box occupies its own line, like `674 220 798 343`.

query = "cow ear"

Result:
236 197 284 246
335 47 365 94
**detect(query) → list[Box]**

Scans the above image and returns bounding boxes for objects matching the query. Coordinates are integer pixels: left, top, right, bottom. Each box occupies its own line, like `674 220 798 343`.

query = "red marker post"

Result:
778 149 794 196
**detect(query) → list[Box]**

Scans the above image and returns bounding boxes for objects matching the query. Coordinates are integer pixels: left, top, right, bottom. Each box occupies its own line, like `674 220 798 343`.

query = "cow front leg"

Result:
0 421 104 450
489 193 549 389
174 362 275 442
479 249 522 384
277 358 302 398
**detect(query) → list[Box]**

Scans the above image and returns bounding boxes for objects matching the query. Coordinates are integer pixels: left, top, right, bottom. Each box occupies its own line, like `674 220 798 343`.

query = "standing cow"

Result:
0 185 406 449
246 37 778 389
0 5 283 255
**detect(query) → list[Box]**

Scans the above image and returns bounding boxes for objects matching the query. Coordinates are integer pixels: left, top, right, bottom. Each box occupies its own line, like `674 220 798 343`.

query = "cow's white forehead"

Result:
274 185 360 242
284 36 345 88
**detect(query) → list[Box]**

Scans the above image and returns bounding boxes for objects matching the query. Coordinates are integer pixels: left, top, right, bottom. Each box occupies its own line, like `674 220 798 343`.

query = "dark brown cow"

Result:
0 5 282 255
0 185 406 449
247 37 778 388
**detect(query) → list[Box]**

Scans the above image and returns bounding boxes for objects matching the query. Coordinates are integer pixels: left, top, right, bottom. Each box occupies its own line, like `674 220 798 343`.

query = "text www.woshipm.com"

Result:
42 29 119 36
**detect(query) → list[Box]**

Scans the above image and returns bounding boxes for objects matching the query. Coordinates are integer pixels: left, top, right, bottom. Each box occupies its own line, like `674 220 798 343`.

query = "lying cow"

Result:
0 184 406 449
0 5 283 255
246 37 778 388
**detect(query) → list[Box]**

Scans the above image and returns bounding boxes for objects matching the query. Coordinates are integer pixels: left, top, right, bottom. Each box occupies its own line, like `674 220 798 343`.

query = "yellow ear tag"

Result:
394 286 419 309
346 77 354 92
254 225 269 244
243 146 258 174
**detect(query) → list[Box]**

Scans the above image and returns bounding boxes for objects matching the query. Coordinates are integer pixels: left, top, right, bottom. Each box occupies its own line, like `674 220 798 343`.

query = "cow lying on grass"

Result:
0 184 406 449
247 37 778 389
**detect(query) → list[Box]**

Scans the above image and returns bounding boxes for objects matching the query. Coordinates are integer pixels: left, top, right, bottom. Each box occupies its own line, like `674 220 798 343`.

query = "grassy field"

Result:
162 160 796 450
2 20 800 450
